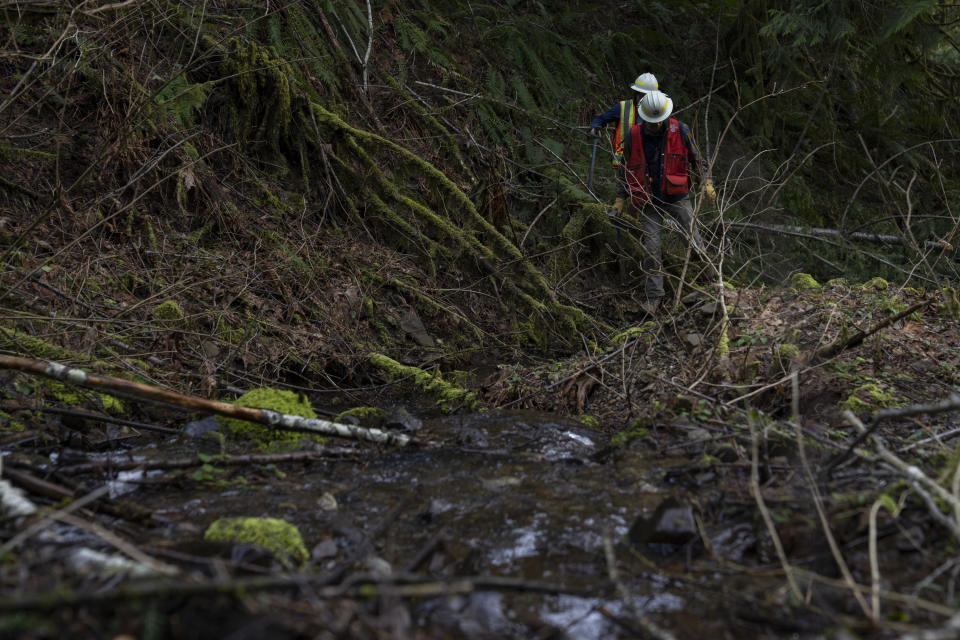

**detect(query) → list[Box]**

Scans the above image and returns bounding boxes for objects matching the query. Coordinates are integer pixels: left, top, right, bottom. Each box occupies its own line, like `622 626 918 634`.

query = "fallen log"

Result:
0 356 414 447
728 222 954 251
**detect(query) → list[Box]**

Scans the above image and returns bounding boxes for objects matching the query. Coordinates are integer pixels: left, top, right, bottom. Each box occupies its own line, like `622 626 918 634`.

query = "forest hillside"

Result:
2 1 960 638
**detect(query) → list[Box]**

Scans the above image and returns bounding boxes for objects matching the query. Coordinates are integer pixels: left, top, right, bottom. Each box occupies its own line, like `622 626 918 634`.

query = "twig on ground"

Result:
37 405 180 434
791 567 956 618
54 510 179 576
0 483 110 556
869 495 902 621
748 412 803 602
844 410 960 532
812 299 931 363
827 393 960 472
0 478 168 579
794 414 872 617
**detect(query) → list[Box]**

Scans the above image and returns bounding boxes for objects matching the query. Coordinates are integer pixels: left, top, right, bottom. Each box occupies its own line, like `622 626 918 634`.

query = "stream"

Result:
73 408 787 639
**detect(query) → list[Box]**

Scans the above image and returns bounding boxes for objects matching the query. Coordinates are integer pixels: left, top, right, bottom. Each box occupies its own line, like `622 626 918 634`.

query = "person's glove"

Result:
704 179 717 204
589 127 600 138
610 197 625 217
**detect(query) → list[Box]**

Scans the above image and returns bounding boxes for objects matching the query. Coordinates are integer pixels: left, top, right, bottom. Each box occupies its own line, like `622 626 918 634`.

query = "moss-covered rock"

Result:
790 273 821 291
218 388 322 445
151 300 187 328
773 343 800 374
840 383 904 413
862 277 889 291
203 517 308 568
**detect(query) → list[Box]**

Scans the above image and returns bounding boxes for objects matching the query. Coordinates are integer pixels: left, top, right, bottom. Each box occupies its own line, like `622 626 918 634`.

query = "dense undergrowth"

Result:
2 0 958 389
3 1 960 638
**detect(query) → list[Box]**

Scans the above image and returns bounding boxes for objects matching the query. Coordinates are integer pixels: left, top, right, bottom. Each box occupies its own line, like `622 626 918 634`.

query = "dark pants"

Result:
638 196 704 300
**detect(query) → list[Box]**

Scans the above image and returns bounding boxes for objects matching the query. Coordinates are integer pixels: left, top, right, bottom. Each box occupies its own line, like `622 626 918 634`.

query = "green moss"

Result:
516 315 548 348
611 418 650 446
0 411 24 432
862 277 889 291
221 38 293 158
610 321 656 344
777 342 800 360
716 322 730 357
790 272 821 291
577 415 599 428
311 102 596 344
840 383 904 413
151 300 186 328
443 370 475 387
214 314 244 343
218 388 322 445
203 517 308 568
335 407 387 424
360 296 393 343
47 381 125 415
367 353 478 412
0 327 96 364
772 343 800 375
939 285 960 320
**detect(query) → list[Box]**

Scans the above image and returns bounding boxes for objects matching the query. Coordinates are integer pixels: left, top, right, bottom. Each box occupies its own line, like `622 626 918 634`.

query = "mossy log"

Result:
367 352 478 413
309 103 598 345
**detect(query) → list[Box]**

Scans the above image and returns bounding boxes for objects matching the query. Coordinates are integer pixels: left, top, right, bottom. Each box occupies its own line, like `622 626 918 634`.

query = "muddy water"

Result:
127 410 738 638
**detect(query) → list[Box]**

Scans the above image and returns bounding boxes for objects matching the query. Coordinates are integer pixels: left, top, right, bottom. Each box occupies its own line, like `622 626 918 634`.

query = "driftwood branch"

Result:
0 356 415 447
729 222 954 251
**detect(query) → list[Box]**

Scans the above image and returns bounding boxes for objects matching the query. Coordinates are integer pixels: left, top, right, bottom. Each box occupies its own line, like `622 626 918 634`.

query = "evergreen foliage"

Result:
1 0 958 362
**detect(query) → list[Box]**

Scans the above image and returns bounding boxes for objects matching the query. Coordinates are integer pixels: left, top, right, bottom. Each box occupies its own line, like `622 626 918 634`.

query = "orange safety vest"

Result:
623 118 690 207
610 99 636 168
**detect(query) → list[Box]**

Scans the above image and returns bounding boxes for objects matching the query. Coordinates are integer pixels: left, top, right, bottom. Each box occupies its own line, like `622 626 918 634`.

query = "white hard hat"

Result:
638 90 673 123
630 72 659 94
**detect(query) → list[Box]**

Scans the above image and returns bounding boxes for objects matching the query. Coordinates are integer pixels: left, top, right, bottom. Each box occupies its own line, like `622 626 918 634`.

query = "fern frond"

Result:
154 74 211 128
879 0 936 41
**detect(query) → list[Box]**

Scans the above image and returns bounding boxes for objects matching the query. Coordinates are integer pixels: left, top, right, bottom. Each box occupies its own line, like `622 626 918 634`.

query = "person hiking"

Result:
589 72 659 169
610 90 717 315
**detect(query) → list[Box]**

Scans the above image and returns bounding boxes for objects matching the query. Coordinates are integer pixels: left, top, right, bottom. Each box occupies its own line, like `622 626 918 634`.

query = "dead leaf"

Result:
179 166 197 190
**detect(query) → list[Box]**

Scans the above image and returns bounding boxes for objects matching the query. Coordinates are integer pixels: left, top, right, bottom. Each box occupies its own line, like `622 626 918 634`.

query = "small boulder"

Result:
399 309 436 347
385 406 423 431
628 497 698 550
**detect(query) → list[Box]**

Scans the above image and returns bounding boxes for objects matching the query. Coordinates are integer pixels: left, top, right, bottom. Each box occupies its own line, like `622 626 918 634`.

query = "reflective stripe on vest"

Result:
610 99 635 168
624 118 690 207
